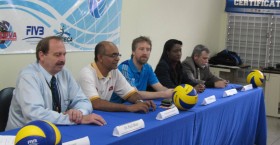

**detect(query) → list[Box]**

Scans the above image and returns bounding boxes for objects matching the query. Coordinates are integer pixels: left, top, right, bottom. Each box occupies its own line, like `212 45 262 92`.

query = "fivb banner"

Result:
226 0 280 14
0 0 122 54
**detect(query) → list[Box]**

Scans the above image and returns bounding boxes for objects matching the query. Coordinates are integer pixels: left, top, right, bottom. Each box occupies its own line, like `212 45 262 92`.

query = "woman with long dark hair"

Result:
155 39 205 93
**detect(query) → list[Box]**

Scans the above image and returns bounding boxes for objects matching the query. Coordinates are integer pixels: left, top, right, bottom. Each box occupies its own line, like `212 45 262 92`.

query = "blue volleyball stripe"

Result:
250 77 257 88
188 89 197 96
179 98 195 110
180 84 185 88
26 120 57 145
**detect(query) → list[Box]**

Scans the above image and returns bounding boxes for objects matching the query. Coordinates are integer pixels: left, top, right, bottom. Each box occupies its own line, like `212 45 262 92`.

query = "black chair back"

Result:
0 87 14 132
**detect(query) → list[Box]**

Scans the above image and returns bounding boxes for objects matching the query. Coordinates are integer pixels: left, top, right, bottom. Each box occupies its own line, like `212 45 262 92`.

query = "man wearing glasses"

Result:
78 41 156 112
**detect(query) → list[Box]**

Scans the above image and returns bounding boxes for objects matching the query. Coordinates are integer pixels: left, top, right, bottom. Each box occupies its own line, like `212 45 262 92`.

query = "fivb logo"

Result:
22 26 44 40
27 139 38 145
26 26 44 35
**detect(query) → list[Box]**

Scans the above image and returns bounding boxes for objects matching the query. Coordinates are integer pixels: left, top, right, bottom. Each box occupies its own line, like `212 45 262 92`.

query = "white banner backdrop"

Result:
0 0 122 54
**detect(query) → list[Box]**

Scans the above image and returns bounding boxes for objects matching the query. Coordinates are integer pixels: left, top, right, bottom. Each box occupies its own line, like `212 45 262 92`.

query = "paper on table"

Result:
223 88 238 97
0 135 15 145
201 95 216 105
156 107 179 120
113 119 145 137
241 84 253 91
62 136 90 145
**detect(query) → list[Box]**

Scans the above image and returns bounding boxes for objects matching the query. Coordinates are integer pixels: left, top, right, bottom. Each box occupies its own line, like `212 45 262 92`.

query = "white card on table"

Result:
62 136 90 145
156 106 179 120
241 84 253 91
113 119 145 137
223 89 238 97
0 135 15 145
201 95 216 105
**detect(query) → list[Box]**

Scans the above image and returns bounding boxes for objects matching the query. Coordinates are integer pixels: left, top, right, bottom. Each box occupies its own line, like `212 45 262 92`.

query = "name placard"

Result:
113 119 145 137
156 107 179 120
0 135 15 145
223 89 238 97
201 95 216 105
241 84 253 92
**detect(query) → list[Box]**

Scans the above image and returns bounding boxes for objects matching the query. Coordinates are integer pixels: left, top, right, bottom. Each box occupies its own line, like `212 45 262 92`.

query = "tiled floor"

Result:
267 117 280 145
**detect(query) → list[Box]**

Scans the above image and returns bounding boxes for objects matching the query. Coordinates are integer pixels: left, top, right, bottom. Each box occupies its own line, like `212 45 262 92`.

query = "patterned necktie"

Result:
197 68 201 80
51 76 61 113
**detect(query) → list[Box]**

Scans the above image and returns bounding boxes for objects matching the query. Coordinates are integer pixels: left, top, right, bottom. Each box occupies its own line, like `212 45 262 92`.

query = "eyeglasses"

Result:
103 53 122 58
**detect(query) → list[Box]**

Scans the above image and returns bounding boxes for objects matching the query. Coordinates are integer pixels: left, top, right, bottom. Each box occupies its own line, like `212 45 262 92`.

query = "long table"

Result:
191 84 266 145
0 84 267 145
1 104 196 145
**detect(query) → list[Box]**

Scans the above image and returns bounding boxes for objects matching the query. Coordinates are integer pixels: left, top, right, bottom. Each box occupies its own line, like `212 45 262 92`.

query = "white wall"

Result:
0 0 227 90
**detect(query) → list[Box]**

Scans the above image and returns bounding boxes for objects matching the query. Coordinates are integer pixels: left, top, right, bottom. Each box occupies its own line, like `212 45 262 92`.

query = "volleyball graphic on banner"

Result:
89 0 107 18
246 70 264 88
15 120 62 145
172 84 198 110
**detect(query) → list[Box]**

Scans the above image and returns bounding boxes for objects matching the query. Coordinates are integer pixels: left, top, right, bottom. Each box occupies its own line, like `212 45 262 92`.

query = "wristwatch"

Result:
135 99 144 103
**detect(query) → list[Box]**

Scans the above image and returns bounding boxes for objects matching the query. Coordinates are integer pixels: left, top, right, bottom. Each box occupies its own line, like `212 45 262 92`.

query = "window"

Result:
226 13 280 69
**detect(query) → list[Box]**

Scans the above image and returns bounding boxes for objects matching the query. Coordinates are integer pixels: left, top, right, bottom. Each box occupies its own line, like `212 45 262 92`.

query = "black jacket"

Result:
155 59 197 88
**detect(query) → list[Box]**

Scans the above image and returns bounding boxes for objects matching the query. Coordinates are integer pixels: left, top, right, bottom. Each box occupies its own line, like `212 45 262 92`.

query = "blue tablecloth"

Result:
0 84 267 145
190 84 267 145
1 101 196 145
60 106 195 145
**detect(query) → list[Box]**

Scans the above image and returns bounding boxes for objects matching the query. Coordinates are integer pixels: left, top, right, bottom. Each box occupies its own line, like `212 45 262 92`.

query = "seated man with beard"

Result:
114 36 173 103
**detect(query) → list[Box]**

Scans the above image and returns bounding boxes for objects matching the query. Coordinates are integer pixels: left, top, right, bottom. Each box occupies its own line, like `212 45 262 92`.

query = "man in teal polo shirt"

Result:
112 36 173 103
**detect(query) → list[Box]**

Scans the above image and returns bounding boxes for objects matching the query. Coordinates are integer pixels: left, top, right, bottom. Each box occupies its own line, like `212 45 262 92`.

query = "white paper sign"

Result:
241 84 253 92
113 119 145 137
201 95 216 105
156 107 179 120
223 89 238 97
62 136 90 145
0 135 15 145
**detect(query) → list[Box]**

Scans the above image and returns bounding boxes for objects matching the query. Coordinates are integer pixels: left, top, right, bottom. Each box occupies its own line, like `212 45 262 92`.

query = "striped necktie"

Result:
51 76 61 113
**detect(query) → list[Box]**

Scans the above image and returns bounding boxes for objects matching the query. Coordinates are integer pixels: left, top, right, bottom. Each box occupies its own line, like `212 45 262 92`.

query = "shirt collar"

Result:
38 63 58 84
128 58 147 73
128 58 139 73
91 62 112 79
193 58 203 69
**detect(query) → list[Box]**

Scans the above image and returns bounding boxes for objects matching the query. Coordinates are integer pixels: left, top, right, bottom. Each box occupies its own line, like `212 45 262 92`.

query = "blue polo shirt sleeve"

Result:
118 60 137 87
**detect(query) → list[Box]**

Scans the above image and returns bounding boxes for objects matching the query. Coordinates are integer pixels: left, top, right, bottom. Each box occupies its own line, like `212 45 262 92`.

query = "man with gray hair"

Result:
182 44 228 88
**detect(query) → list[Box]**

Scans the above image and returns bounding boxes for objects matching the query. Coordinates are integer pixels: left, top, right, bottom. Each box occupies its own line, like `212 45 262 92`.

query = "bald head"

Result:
94 41 117 62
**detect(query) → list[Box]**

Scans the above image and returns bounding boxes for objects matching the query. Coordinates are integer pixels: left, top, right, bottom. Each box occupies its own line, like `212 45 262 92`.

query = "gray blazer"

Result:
182 57 222 88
